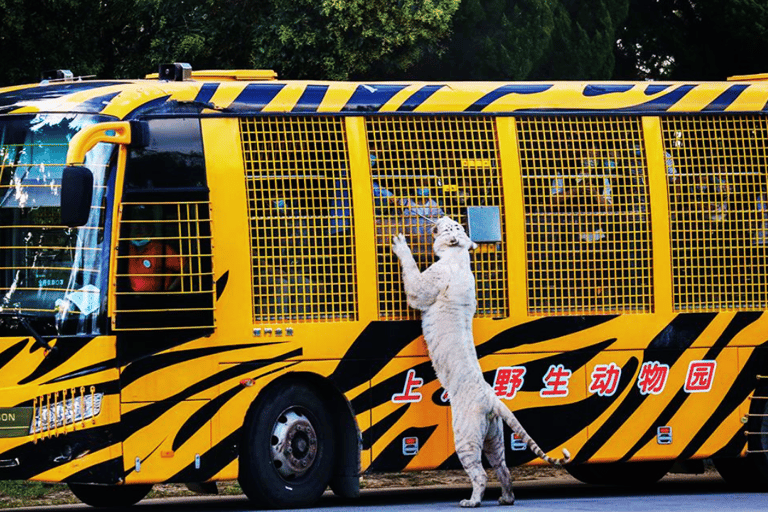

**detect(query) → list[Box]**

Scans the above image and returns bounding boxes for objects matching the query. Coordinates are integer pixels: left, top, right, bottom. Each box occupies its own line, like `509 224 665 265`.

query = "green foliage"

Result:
410 0 556 80
0 480 52 499
2 0 767 86
252 0 460 79
529 0 629 79
0 0 104 84
0 0 457 85
409 0 628 81
615 0 768 80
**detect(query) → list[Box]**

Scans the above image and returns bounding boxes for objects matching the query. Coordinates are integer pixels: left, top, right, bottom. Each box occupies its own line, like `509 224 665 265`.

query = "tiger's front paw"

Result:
392 233 411 260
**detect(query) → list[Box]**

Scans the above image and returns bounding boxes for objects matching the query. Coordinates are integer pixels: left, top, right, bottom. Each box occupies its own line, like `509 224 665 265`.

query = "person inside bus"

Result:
549 147 614 240
126 206 183 292
548 146 615 302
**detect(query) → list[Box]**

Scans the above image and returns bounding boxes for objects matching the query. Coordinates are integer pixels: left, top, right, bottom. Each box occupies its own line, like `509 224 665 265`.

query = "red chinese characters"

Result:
493 366 526 400
589 362 622 397
391 369 424 403
540 364 572 398
684 360 717 393
637 361 670 396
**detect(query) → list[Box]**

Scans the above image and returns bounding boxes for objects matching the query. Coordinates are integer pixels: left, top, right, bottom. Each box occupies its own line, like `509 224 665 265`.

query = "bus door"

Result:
113 118 216 483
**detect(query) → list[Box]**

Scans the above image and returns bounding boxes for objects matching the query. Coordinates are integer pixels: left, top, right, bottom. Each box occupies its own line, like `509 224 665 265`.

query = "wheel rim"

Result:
270 407 318 480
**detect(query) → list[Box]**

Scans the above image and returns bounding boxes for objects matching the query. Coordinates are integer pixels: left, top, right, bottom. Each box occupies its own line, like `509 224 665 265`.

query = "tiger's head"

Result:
432 216 478 257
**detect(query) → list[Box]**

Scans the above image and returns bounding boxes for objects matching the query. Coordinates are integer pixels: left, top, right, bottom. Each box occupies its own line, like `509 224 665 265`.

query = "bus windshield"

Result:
0 113 113 336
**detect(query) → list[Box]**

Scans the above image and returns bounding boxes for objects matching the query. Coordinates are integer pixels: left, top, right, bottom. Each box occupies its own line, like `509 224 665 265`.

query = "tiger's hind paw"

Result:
498 495 515 506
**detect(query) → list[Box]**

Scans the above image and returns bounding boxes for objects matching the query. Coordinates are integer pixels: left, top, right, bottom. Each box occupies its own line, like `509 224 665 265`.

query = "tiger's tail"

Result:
492 398 571 466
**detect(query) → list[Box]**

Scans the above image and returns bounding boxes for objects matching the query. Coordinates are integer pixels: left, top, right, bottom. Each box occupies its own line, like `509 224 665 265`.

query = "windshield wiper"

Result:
0 311 56 354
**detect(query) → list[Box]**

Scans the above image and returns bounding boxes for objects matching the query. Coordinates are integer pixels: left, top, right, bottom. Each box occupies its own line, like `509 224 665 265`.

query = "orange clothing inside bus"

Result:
128 241 183 292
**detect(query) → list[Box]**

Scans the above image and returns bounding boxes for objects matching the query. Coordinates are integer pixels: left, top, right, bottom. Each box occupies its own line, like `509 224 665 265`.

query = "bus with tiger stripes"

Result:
0 63 767 507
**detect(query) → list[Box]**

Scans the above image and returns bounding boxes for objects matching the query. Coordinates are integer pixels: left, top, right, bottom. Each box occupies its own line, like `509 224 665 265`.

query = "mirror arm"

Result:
66 121 132 166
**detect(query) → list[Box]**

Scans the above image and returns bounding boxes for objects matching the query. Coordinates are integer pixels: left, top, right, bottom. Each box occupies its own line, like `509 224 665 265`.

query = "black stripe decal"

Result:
0 339 27 373
583 85 634 97
64 457 123 484
171 361 299 451
342 84 407 112
293 84 328 113
679 343 767 459
74 91 121 113
644 84 672 96
228 83 286 112
617 84 696 112
368 425 437 472
123 95 171 119
361 405 409 450
44 359 118 384
466 84 553 112
331 320 422 394
703 84 749 112
397 85 444 112
509 357 639 466
477 316 617 358
215 271 229 301
169 428 241 483
119 349 302 438
621 312 762 461
18 337 96 385
120 343 281 389
194 83 219 105
0 82 126 110
572 313 716 463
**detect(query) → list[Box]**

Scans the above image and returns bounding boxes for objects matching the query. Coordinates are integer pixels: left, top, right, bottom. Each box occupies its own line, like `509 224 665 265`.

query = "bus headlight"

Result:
30 393 103 434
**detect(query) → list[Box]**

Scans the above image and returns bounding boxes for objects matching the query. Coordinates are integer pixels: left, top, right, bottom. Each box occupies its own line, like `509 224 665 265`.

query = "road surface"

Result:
14 474 768 512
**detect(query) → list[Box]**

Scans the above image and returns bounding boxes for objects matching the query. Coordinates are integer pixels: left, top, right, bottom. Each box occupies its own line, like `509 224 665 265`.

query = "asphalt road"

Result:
14 474 768 512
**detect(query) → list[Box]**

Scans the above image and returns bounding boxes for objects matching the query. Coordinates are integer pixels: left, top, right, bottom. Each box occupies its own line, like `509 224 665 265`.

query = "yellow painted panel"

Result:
123 401 211 484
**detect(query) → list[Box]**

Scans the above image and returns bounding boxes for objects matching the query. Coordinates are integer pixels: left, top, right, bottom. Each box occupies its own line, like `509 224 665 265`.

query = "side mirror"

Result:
60 166 94 227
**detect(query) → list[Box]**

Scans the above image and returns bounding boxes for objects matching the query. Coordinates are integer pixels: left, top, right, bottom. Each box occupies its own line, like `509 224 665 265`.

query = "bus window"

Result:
517 116 653 316
367 116 508 320
240 116 358 323
662 115 768 311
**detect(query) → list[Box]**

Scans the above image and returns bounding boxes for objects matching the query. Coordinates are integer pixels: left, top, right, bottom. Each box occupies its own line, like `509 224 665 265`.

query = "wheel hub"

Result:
270 408 318 479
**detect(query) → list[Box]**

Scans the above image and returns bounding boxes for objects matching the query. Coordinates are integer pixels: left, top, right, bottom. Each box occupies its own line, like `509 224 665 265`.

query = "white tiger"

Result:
392 216 570 507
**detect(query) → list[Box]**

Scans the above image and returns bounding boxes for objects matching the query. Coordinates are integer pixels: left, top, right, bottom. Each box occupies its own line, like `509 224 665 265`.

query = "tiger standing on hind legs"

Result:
392 216 570 507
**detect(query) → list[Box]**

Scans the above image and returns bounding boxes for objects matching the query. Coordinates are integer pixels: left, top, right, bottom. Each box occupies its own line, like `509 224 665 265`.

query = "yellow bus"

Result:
1 63 768 507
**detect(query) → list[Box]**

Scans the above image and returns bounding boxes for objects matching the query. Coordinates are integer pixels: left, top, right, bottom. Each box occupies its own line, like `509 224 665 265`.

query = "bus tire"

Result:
239 382 336 509
713 457 762 489
565 461 671 486
67 483 152 508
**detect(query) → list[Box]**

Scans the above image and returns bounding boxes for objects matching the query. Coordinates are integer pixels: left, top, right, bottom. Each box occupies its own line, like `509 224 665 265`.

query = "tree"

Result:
406 0 629 82
0 0 105 85
615 0 768 80
530 0 630 79
0 0 459 85
410 0 556 80
251 0 460 80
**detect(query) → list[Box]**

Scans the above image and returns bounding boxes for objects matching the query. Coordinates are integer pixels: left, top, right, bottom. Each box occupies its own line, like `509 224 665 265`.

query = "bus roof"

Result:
1 73 767 119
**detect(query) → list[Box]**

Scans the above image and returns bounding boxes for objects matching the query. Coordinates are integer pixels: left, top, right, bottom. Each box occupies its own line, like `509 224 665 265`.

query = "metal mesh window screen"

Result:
114 201 215 331
367 116 508 320
241 117 358 322
517 116 653 315
662 116 768 311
